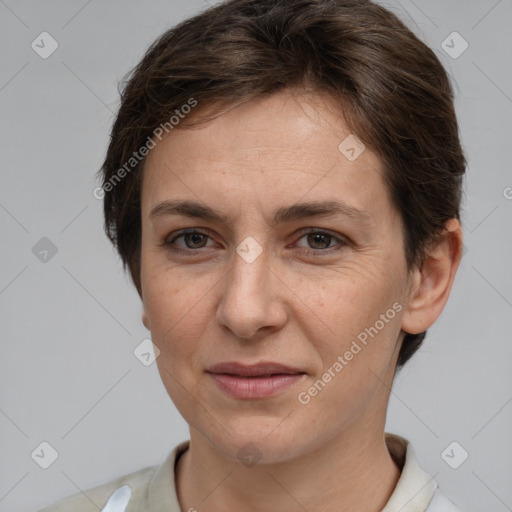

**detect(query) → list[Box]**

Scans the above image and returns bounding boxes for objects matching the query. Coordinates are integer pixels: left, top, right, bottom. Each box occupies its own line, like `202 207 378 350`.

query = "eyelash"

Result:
162 228 348 257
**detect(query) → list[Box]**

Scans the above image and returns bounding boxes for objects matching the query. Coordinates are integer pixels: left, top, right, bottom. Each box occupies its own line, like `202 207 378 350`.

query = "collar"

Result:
382 433 438 511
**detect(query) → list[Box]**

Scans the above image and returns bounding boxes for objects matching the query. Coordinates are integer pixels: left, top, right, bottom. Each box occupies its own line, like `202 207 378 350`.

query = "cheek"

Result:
293 271 405 416
143 256 202 321
144 272 211 405
296 261 403 343
142 268 200 355
294 297 403 434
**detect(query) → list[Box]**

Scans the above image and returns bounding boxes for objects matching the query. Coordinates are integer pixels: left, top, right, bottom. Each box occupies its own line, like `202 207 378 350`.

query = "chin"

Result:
216 436 300 466
191 413 312 466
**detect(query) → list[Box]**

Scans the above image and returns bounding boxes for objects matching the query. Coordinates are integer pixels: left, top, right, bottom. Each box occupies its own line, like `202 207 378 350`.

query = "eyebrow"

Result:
149 199 372 225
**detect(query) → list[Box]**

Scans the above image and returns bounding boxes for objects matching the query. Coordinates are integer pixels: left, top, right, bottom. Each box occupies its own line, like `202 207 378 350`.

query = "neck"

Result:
175 421 401 512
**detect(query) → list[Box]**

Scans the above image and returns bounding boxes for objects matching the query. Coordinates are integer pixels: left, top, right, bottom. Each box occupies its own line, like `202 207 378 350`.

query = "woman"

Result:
39 0 465 510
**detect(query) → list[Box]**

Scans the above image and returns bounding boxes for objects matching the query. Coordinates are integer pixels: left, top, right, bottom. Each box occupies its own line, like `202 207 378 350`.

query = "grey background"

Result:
0 0 511 510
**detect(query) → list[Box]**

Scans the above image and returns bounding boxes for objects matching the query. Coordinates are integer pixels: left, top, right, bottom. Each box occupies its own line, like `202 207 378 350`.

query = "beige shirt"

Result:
37 433 462 512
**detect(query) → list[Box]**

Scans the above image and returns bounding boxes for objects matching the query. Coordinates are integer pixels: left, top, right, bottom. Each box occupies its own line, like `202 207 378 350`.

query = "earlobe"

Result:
401 218 463 335
142 306 150 330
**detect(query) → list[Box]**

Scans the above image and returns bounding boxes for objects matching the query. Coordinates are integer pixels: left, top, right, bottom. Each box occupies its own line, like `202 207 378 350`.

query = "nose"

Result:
215 245 288 341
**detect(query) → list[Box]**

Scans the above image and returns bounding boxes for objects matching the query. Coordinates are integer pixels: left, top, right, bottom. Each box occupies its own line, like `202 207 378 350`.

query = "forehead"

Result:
140 89 394 223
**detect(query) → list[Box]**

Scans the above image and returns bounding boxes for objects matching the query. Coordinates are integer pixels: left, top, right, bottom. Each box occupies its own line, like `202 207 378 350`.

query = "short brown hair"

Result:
99 0 466 369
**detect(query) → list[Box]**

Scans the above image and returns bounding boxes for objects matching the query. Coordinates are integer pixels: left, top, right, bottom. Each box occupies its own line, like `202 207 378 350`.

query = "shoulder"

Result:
426 488 464 512
35 440 189 512
35 465 157 512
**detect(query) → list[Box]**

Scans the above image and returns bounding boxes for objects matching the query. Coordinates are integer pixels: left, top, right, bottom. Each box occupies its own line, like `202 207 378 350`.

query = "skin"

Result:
139 89 463 512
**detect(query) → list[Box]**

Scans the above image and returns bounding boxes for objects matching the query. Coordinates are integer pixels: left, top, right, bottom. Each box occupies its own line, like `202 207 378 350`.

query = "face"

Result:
140 89 414 463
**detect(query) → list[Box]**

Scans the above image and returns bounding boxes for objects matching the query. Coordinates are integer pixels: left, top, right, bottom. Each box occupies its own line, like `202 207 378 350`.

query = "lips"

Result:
206 362 306 399
206 361 305 377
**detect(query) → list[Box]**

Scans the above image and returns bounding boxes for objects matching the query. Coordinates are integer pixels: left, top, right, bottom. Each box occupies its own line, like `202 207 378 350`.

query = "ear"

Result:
401 218 463 335
142 305 150 330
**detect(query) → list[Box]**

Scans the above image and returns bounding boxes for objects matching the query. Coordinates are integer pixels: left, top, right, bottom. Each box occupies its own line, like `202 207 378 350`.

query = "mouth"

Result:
206 362 306 399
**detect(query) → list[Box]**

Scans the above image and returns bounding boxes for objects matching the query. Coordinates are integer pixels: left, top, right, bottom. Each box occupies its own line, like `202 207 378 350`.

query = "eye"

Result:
163 229 215 253
294 229 347 254
162 228 348 257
